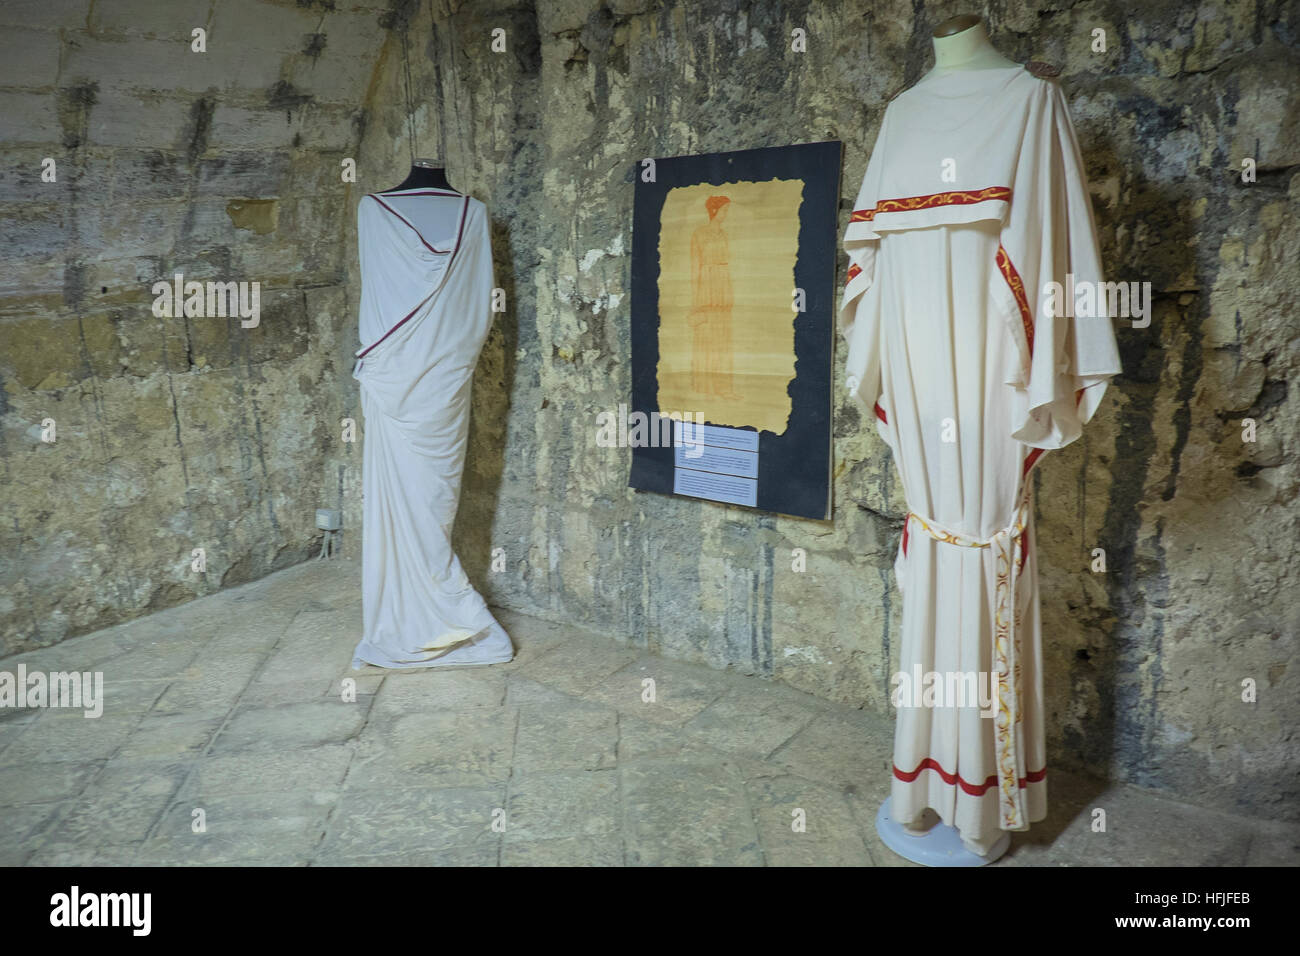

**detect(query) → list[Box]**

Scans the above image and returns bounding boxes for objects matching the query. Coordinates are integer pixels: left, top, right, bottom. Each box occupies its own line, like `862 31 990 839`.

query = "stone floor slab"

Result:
517 634 639 698
209 698 369 754
505 768 620 842
583 656 728 727
182 743 354 799
620 757 763 866
316 786 504 860
344 708 516 789
0 712 139 766
513 702 618 772
0 557 1290 867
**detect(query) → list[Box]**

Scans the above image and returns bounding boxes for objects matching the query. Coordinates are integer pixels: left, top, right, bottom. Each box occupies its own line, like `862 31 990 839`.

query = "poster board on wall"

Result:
628 140 842 520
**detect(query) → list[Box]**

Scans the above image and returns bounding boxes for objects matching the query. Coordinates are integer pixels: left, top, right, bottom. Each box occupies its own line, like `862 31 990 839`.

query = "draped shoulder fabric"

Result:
839 67 1121 847
351 188 513 670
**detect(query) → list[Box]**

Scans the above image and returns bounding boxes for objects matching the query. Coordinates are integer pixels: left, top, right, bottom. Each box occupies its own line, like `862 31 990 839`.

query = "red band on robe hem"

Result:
894 758 1047 795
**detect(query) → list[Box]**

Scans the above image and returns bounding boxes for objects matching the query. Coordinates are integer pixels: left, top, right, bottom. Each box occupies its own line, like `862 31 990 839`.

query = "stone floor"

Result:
1 558 1294 867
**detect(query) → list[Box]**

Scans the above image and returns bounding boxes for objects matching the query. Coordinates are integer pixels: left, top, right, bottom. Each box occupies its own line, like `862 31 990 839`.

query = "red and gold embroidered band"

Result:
851 185 1012 223
996 243 1034 354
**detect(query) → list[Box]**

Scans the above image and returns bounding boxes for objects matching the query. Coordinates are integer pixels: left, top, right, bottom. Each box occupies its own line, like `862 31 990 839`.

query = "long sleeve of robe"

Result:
838 66 1121 843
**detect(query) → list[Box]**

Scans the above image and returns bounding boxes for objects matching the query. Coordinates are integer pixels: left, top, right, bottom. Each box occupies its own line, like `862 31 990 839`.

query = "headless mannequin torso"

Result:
355 159 515 669
372 158 466 255
383 157 457 194
914 15 1019 90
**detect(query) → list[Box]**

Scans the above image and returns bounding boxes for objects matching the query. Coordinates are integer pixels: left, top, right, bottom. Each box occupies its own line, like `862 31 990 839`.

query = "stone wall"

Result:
0 1 391 649
1 0 1296 823
356 0 1299 820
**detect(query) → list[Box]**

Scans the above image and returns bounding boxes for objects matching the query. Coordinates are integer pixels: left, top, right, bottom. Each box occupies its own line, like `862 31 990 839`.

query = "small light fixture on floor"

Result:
315 508 341 560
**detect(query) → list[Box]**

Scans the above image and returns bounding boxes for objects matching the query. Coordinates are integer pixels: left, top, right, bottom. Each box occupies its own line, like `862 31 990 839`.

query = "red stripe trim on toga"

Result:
367 194 450 255
357 196 472 360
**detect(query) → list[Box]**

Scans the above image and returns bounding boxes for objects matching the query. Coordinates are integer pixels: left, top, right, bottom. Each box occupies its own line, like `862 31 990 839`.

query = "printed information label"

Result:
672 421 759 506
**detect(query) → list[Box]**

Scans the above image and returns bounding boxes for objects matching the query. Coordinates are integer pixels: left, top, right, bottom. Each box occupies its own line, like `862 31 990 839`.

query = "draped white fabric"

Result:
839 67 1121 846
350 189 513 670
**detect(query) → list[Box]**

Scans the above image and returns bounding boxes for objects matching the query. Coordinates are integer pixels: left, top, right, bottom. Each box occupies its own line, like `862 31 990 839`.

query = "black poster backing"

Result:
628 140 842 520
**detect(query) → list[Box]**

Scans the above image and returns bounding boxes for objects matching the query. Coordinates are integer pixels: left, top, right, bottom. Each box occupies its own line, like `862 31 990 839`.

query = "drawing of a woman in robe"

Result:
688 195 738 399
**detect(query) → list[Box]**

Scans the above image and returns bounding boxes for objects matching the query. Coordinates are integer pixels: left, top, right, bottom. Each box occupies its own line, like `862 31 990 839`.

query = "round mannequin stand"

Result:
876 798 1010 866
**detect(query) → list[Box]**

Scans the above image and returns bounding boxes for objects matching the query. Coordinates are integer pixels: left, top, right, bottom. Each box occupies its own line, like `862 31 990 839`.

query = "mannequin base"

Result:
875 797 1010 866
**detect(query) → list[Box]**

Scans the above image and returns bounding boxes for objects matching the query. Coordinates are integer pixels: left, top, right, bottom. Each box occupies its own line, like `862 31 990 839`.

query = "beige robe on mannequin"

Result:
840 52 1121 852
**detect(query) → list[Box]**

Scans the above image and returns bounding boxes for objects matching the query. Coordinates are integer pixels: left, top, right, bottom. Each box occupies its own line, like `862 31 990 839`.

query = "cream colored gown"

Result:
839 66 1122 845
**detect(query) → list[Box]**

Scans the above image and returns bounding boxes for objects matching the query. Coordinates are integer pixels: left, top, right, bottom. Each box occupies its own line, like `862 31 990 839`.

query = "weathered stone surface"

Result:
746 774 876 866
0 760 102 807
0 803 62 865
0 560 1293 865
0 92 64 145
140 789 335 864
0 712 139 766
0 28 62 88
210 698 368 753
512 700 618 771
317 785 504 860
0 3 387 655
621 756 764 866
0 0 92 32
88 0 214 41
344 707 517 789
0 0 1295 831
345 0 1300 823
180 742 354 798
114 713 225 760
370 665 508 715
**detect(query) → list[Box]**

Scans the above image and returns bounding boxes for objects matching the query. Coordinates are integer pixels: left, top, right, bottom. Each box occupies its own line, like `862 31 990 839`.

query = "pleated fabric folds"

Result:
351 190 513 670
839 67 1121 844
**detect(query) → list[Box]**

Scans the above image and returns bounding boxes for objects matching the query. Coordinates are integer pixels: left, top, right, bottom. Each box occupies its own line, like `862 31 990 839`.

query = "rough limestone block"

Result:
0 27 62 87
83 90 193 149
0 92 63 146
88 0 213 40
